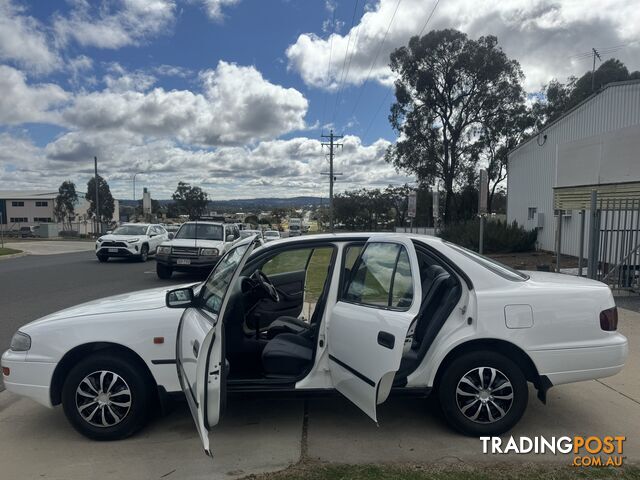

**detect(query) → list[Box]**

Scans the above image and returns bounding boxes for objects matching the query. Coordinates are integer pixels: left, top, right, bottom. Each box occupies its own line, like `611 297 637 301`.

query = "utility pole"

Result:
321 129 343 232
591 48 601 92
94 156 100 235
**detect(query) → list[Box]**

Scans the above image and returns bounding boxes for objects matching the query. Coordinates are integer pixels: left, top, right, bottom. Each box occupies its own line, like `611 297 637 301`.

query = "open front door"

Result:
175 237 256 456
328 235 421 422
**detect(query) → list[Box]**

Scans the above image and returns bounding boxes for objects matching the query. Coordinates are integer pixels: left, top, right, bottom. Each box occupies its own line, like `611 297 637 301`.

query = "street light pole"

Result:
94 156 100 235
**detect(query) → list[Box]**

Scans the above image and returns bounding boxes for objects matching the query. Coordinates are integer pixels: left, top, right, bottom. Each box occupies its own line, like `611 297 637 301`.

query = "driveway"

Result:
3 240 95 255
0 310 637 479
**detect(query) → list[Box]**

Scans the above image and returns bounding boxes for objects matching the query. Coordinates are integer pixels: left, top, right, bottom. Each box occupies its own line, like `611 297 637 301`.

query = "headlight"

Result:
200 248 219 256
10 331 31 352
157 246 171 254
126 238 140 243
97 237 104 242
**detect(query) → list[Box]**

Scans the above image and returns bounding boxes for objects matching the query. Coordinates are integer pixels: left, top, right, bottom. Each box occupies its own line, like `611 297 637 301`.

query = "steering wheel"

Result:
252 270 280 302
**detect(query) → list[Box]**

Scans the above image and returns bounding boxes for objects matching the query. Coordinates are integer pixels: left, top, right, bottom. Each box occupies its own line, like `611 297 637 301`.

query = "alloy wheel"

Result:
75 370 132 428
455 367 514 424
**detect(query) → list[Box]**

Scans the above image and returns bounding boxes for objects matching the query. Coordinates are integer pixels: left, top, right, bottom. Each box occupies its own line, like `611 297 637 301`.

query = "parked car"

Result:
240 229 263 240
263 230 280 242
95 223 169 262
19 225 39 238
1 234 628 449
164 224 182 234
155 221 240 279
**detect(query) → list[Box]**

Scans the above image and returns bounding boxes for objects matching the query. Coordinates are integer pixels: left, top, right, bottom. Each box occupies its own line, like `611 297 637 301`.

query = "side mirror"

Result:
227 235 235 242
149 233 157 237
106 230 112 234
168 232 175 240
166 287 196 308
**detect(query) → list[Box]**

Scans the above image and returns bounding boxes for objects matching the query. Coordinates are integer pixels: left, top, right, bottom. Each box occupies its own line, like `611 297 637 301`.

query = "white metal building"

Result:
507 80 640 256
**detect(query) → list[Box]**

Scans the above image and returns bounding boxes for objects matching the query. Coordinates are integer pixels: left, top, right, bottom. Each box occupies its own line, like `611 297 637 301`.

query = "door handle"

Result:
192 339 200 358
377 331 395 350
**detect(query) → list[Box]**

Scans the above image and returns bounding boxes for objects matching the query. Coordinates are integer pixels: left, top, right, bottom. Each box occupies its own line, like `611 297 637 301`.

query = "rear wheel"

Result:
61 352 153 441
139 244 149 262
97 254 109 263
156 263 173 279
438 351 528 436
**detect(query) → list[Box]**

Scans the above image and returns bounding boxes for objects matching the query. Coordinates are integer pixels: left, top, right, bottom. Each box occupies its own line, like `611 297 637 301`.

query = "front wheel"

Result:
139 244 149 262
61 352 152 441
438 351 528 437
156 263 173 279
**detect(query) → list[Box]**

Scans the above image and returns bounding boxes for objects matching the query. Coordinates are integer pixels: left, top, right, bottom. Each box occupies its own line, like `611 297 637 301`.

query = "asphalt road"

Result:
0 251 204 390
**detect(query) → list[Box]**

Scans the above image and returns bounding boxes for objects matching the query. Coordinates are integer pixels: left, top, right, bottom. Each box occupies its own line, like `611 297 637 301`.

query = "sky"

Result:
0 0 639 200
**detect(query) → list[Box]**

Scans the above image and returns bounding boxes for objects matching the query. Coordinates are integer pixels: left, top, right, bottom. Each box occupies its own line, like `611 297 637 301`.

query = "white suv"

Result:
155 221 240 278
95 223 170 262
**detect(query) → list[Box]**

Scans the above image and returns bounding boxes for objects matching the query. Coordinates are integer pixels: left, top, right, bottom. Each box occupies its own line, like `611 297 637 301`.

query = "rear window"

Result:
444 242 529 282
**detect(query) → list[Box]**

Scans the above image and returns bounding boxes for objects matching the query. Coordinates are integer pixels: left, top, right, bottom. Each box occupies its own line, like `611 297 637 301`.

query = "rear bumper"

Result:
1 350 55 408
529 334 628 386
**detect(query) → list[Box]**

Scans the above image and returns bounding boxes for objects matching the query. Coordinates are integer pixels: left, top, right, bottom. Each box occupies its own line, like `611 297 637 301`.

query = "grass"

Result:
245 463 640 480
262 247 334 302
0 247 21 256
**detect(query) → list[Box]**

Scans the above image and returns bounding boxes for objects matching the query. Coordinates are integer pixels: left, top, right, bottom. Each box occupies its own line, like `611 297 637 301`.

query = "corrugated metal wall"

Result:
507 81 640 257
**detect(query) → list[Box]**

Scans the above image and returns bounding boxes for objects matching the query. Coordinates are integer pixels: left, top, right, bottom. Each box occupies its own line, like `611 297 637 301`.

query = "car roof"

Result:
259 231 444 246
183 221 225 226
121 223 151 227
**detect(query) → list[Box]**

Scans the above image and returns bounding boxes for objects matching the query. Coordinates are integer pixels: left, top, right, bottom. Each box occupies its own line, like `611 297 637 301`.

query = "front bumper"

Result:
529 333 628 386
156 253 220 271
1 349 55 408
96 243 141 257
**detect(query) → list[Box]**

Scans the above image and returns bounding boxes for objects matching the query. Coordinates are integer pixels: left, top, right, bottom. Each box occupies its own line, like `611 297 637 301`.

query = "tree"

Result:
534 58 640 126
386 29 526 223
244 215 259 226
172 182 209 220
166 202 180 218
86 175 115 223
53 180 78 230
476 105 534 213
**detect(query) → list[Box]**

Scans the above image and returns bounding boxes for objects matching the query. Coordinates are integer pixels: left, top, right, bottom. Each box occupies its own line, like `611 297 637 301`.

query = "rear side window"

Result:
343 243 414 310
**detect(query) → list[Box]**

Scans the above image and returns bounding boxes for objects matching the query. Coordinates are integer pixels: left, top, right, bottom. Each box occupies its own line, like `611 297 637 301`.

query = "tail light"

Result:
600 307 618 331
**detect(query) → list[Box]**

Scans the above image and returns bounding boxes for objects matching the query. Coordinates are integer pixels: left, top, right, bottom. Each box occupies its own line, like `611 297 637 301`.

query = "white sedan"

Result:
2 234 628 452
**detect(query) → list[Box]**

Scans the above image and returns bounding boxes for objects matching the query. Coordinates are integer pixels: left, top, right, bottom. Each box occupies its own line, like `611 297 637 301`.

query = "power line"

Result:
330 0 361 126
347 0 403 125
569 44 626 59
319 7 337 135
360 0 440 141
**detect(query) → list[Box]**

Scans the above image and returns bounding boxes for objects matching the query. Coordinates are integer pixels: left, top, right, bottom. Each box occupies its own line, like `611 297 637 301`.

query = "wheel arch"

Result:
50 342 158 406
433 338 541 391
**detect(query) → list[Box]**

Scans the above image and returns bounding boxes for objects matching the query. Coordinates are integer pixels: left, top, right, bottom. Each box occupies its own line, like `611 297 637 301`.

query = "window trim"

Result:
340 241 415 312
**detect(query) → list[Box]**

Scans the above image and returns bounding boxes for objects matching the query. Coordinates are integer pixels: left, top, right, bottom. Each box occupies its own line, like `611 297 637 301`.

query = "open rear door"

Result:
328 235 421 422
175 237 256 456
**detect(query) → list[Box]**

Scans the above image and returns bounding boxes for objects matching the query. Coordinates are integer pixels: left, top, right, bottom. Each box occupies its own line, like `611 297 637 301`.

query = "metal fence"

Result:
573 191 640 291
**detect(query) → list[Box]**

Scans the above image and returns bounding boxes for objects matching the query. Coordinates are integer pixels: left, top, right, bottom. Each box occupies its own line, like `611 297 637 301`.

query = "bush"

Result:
59 230 79 238
440 219 537 253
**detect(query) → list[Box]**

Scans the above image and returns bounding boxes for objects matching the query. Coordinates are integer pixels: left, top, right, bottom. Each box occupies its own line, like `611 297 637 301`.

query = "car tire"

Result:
61 352 152 441
139 244 149 262
97 255 109 263
156 263 173 279
438 350 528 437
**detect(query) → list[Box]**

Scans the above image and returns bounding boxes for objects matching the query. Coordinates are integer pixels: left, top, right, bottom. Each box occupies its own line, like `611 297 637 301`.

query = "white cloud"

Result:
0 0 59 73
53 0 176 49
286 0 640 92
103 63 157 92
0 65 69 124
37 132 408 198
198 0 240 20
62 61 308 146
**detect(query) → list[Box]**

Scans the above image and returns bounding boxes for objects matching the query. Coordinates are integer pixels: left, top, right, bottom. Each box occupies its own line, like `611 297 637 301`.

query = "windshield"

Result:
444 242 529 281
265 231 278 237
200 243 251 316
175 223 223 241
112 225 148 235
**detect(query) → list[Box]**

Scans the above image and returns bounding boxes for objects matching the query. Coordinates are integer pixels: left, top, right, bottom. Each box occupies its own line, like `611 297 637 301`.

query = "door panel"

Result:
176 237 256 456
328 235 422 422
